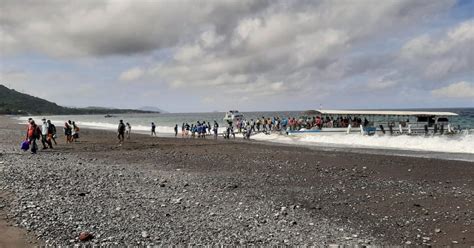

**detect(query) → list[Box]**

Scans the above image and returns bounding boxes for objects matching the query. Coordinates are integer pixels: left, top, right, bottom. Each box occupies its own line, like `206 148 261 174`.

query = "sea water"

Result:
18 108 474 160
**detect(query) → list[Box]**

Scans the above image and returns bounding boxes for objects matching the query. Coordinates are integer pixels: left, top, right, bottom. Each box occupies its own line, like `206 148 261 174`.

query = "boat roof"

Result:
313 109 458 116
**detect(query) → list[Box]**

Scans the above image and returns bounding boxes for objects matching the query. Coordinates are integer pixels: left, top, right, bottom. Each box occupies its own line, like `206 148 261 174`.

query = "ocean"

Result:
18 108 474 160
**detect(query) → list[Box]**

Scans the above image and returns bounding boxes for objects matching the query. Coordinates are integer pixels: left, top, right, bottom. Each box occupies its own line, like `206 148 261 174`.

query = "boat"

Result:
223 110 244 123
104 114 115 118
287 109 460 136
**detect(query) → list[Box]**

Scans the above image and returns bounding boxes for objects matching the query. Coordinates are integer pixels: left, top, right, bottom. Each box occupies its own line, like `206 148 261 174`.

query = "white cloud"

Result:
431 81 474 98
119 67 144 81
400 19 474 80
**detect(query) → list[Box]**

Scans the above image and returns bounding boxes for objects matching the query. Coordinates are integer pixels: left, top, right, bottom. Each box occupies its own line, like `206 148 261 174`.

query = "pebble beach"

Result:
0 116 472 246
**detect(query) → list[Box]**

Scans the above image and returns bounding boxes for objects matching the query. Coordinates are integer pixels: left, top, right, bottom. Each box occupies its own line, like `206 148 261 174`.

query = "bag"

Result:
21 140 30 151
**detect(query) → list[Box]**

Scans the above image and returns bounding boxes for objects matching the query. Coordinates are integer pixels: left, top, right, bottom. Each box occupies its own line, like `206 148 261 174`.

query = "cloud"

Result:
0 0 269 57
431 81 474 98
4 0 473 111
119 67 144 81
400 19 474 80
127 0 455 101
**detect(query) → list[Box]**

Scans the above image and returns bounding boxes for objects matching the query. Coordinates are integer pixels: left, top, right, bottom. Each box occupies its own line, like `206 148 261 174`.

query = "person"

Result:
151 122 156 136
70 120 77 142
181 123 185 137
207 122 212 135
202 123 207 138
64 121 72 143
213 121 219 139
245 125 252 139
185 123 190 137
41 118 53 149
26 118 39 154
117 120 126 144
126 122 131 139
72 121 80 141
47 120 57 145
174 124 178 137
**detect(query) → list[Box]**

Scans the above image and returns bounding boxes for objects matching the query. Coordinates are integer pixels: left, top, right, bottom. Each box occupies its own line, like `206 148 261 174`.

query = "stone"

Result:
141 231 149 238
79 232 93 242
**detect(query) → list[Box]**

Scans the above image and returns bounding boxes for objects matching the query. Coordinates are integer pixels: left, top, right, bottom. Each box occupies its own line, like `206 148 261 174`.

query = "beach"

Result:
0 116 473 246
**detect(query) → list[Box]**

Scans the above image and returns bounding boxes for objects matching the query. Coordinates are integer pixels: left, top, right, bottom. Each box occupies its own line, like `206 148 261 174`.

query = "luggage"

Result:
21 140 30 151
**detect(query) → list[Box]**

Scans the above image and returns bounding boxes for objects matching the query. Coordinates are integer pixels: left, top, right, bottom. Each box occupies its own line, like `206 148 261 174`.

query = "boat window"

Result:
438 117 449 122
417 116 428 122
428 116 435 126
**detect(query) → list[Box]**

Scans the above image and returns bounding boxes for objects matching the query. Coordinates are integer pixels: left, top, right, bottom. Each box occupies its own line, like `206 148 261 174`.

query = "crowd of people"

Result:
23 114 375 153
180 121 219 139
232 115 372 133
23 118 80 154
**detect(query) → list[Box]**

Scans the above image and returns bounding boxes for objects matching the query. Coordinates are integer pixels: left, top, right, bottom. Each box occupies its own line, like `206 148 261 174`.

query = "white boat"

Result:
287 109 460 136
223 110 244 123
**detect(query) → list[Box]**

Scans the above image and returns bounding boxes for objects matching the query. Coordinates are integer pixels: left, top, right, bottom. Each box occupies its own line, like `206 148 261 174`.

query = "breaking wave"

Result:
252 132 474 154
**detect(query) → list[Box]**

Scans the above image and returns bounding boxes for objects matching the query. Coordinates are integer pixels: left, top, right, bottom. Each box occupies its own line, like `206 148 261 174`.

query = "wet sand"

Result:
0 116 472 246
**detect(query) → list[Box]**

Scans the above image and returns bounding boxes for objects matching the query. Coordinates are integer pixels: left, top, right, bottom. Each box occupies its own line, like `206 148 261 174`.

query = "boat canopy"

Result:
313 110 458 117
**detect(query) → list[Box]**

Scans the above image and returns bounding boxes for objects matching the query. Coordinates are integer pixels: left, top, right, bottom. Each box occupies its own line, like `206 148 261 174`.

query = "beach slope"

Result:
0 116 472 245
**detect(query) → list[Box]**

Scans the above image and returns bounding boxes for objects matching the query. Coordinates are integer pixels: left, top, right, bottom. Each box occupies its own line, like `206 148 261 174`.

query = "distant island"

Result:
0 85 161 115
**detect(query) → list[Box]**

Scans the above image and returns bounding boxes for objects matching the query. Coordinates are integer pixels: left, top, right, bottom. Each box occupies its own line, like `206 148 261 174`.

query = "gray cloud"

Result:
3 0 472 111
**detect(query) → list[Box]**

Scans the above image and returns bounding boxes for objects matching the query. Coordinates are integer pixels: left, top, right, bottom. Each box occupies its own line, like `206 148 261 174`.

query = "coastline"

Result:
13 115 474 162
1 115 473 245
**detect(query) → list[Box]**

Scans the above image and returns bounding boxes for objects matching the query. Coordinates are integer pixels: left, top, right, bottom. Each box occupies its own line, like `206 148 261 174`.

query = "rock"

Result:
79 232 93 242
435 228 441 233
405 241 412 245
141 231 149 238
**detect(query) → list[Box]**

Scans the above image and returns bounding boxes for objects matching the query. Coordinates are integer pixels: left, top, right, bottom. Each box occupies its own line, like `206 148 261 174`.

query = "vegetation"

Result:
0 85 158 115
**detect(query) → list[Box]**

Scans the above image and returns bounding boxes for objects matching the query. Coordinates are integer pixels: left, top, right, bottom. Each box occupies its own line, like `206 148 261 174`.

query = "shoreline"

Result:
1 115 473 245
11 115 474 162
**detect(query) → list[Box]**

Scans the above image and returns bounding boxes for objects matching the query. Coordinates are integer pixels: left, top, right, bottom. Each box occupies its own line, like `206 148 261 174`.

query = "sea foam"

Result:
252 132 474 154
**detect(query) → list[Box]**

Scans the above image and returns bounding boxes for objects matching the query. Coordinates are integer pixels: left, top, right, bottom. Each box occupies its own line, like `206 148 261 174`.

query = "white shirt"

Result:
41 122 49 135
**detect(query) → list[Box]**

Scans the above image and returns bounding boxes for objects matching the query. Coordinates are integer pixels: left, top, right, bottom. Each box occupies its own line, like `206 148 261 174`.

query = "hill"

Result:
0 85 159 115
138 106 168 113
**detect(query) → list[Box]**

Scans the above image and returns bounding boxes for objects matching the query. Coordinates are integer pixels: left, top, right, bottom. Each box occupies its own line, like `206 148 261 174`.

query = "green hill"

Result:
0 85 158 115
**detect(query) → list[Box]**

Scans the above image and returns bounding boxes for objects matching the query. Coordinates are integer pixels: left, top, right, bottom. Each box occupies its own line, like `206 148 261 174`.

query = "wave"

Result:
252 132 474 154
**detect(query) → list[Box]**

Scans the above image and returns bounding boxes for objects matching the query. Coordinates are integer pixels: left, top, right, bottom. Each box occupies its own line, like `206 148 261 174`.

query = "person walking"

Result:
213 120 219 139
47 120 57 145
174 124 178 137
26 118 39 154
151 122 157 136
117 120 126 144
72 121 80 141
41 118 53 149
126 122 131 139
64 121 72 143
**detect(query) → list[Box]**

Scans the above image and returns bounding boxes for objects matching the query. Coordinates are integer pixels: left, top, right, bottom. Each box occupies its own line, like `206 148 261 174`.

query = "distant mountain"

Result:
0 85 159 115
139 106 168 113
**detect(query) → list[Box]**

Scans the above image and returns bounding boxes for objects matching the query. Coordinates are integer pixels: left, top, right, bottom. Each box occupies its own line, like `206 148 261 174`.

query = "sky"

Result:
1 0 473 112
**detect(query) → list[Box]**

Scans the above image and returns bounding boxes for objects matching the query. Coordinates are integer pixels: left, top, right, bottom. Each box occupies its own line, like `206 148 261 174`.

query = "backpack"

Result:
34 126 41 139
48 124 56 135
